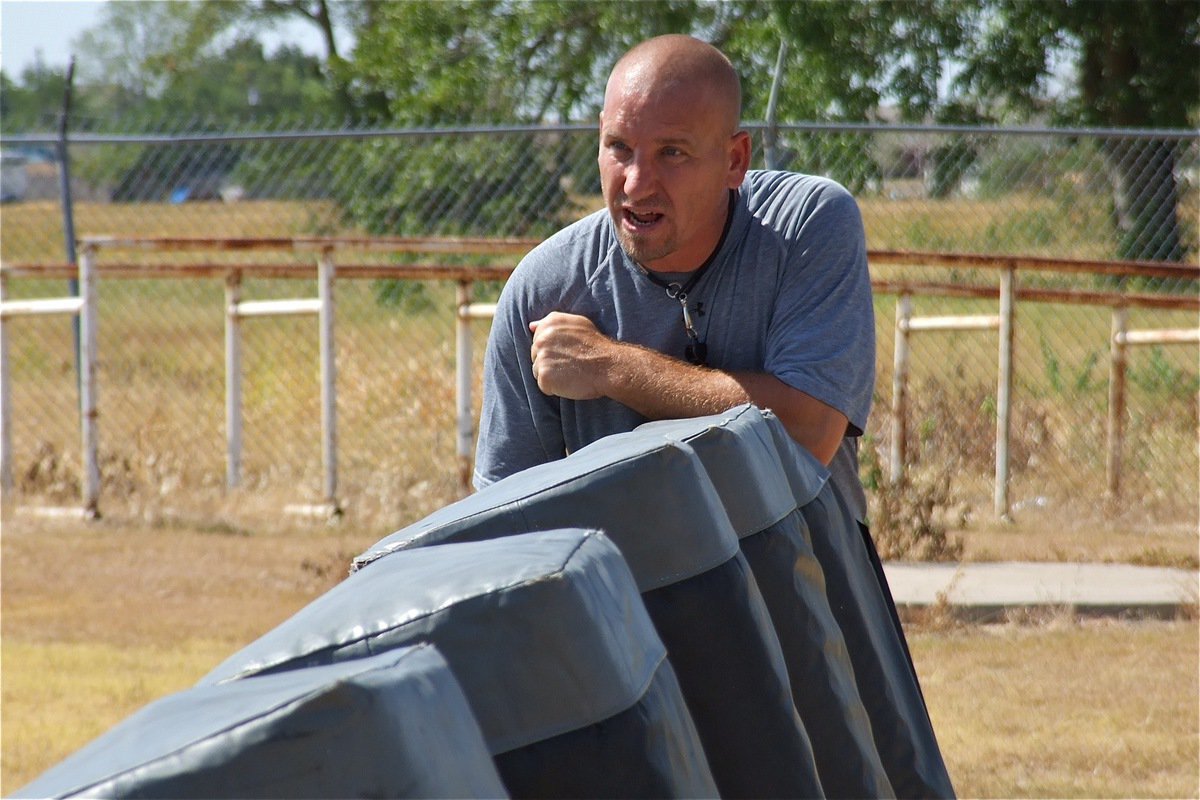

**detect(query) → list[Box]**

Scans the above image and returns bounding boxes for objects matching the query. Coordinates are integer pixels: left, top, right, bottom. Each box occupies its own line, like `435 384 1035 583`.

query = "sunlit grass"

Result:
0 639 233 795
910 620 1200 798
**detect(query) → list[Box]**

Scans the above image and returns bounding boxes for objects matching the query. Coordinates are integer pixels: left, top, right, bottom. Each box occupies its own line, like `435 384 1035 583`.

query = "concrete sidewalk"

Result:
883 561 1199 620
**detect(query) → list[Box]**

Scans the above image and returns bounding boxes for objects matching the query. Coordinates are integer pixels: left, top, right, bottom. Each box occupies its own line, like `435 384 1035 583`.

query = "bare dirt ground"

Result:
2 515 375 650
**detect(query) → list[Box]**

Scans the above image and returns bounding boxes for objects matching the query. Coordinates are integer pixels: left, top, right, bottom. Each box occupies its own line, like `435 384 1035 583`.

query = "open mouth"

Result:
624 209 664 229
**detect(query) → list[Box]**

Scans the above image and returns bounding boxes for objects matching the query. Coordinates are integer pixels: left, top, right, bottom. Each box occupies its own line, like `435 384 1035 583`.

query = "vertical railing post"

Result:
0 269 12 496
994 267 1015 521
890 293 912 483
79 243 100 519
764 38 788 170
455 281 474 495
1106 306 1129 503
225 270 242 489
318 249 338 512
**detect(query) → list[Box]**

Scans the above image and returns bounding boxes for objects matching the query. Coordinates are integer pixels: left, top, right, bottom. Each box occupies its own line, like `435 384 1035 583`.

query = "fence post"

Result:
994 267 1015 521
318 250 338 511
225 270 243 489
0 269 11 495
764 38 789 170
1 252 95 517
890 293 912 483
1106 306 1129 504
79 243 100 519
57 59 82 401
455 282 474 494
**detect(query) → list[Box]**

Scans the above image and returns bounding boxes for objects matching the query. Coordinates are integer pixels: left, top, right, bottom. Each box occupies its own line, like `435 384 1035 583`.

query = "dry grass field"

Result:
2 513 1198 797
3 193 1197 533
4 273 1196 538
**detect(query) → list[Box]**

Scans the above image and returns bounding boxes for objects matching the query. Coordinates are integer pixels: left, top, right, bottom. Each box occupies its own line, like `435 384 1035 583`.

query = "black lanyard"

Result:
638 190 735 367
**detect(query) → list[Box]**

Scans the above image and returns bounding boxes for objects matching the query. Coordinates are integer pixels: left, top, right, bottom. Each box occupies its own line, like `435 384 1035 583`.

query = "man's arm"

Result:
529 312 847 465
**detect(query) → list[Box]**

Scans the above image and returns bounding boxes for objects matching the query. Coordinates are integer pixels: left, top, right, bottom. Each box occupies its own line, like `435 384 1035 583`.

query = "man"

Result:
474 34 875 521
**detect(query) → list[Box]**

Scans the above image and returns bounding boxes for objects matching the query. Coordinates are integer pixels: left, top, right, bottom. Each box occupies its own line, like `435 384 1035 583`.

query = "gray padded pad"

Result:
15 645 506 799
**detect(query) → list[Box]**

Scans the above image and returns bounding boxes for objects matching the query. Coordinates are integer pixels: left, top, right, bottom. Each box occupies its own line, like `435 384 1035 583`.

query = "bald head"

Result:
605 35 742 136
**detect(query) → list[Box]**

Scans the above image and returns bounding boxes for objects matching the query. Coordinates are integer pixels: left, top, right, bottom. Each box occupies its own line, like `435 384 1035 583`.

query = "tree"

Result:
158 38 332 120
338 1 758 238
957 0 1198 261
70 0 232 114
226 0 367 116
338 0 761 307
771 0 1200 261
347 0 754 126
0 58 83 131
63 0 340 123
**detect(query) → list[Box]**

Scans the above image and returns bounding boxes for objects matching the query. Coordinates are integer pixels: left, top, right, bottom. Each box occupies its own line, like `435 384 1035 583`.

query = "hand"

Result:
529 312 614 399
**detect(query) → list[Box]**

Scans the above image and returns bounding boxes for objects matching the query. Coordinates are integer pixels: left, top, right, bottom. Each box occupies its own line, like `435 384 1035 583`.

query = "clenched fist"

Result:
529 312 617 399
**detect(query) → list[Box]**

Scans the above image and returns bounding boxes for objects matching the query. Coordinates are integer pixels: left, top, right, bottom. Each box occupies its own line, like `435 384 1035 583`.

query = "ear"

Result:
726 130 752 188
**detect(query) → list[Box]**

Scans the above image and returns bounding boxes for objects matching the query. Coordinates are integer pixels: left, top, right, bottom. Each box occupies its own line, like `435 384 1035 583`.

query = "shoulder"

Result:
512 209 615 285
741 170 862 237
500 208 618 311
743 169 856 205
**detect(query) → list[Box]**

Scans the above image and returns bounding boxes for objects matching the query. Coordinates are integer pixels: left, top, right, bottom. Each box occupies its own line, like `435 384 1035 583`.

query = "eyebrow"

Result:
601 131 697 148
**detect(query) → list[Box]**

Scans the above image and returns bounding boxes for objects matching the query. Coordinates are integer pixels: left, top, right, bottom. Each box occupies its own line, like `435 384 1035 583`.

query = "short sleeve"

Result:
473 258 567 488
763 182 875 435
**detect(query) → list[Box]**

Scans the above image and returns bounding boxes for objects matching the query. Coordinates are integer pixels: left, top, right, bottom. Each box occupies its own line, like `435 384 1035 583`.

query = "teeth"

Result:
627 210 661 226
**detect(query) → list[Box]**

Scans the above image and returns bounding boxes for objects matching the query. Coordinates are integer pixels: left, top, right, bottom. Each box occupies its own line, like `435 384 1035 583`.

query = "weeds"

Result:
861 435 964 562
1127 546 1200 571
1130 345 1200 399
1038 334 1101 395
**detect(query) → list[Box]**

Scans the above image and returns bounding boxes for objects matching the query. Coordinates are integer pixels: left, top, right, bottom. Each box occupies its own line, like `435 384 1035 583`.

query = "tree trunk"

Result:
1102 138 1185 263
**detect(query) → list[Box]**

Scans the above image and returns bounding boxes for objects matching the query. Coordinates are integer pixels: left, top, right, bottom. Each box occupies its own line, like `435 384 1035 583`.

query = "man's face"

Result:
598 77 747 272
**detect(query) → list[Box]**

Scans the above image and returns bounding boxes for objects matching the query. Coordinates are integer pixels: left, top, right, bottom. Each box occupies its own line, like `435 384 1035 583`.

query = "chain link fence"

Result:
2 120 1197 532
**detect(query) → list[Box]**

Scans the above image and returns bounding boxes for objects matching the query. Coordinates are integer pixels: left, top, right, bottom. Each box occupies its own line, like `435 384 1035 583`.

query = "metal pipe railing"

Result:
1 237 1195 521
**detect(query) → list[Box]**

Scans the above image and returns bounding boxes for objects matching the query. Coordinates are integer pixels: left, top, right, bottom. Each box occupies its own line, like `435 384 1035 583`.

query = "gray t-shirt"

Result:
474 169 876 520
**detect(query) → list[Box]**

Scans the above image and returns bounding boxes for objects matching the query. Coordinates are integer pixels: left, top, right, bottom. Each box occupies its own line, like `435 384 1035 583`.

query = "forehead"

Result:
600 80 720 143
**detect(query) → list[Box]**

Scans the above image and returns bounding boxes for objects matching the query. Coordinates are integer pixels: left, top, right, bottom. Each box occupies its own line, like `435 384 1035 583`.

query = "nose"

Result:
622 152 657 202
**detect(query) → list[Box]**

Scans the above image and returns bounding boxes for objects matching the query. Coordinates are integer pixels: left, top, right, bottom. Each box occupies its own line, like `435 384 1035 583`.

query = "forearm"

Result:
529 311 849 464
600 341 847 465
598 339 746 415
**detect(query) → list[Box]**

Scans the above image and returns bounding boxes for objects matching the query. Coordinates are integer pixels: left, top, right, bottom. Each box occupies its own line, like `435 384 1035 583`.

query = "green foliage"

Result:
161 39 332 119
0 61 94 132
70 0 232 111
371 279 435 313
348 0 745 125
2 1 334 130
927 139 978 198
1038 335 1101 396
770 0 1197 261
959 1 1198 261
782 132 881 194
4 0 1197 268
1130 346 1200 400
332 134 574 238
971 138 1081 199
